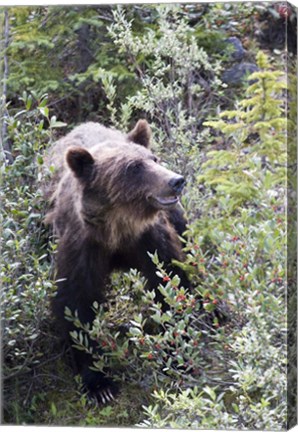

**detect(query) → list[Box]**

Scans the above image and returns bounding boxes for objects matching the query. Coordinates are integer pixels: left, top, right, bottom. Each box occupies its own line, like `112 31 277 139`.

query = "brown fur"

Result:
43 119 189 400
45 121 181 250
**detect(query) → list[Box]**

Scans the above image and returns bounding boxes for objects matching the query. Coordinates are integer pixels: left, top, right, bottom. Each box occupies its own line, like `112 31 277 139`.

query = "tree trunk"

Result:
76 23 93 123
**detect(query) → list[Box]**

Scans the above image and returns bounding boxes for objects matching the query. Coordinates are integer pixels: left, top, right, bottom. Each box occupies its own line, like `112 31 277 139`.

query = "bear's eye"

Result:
127 161 144 175
152 156 158 163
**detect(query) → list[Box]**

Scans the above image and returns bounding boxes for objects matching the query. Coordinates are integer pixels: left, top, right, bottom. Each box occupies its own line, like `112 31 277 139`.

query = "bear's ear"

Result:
66 147 95 181
127 119 151 148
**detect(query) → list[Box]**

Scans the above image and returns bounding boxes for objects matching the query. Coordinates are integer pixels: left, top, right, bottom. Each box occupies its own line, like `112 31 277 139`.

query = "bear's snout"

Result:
168 175 185 195
146 167 186 210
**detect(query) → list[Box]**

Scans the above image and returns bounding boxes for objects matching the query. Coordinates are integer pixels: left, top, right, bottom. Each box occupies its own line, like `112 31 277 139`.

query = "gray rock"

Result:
222 63 259 85
225 36 246 61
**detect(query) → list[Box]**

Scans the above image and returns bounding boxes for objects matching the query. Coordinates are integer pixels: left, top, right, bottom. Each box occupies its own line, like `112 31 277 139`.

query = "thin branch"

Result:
3 350 67 382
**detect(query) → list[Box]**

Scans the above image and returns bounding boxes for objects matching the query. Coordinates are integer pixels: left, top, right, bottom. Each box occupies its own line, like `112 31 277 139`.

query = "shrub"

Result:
1 93 64 408
139 387 237 429
106 4 225 175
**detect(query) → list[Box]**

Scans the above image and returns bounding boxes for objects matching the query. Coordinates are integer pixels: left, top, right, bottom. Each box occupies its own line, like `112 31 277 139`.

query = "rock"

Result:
222 63 259 85
225 36 246 61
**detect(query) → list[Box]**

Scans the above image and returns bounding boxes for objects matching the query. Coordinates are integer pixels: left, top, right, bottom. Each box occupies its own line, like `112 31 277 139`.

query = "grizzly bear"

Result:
44 119 189 403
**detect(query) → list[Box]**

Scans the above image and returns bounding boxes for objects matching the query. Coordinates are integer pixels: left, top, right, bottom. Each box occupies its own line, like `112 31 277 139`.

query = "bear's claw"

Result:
98 388 115 404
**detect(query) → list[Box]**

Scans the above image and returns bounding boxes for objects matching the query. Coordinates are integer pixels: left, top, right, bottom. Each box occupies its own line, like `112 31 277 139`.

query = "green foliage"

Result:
1 93 57 409
4 6 139 124
178 53 287 429
2 3 290 429
107 5 224 172
201 51 286 211
139 387 237 429
66 262 229 392
201 2 257 35
206 51 287 152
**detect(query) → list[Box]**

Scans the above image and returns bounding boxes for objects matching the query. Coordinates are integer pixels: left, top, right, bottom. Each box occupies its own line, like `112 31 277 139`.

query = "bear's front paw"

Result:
93 382 118 404
82 367 119 404
89 378 119 404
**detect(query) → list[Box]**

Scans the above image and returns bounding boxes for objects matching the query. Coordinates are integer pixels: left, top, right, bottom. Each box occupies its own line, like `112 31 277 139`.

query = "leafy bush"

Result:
139 387 237 429
5 6 139 124
66 256 231 391
1 93 63 412
105 5 225 172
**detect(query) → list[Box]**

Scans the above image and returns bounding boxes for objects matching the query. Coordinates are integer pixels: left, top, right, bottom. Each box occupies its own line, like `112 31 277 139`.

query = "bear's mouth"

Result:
148 195 179 209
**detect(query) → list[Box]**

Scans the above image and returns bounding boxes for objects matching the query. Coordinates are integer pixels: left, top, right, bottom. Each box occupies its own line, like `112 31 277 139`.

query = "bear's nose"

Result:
169 175 185 194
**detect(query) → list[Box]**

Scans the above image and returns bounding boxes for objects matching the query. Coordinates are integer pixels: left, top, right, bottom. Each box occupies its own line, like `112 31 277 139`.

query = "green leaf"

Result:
129 327 142 336
203 386 217 401
50 118 67 128
50 402 57 416
39 106 49 118
37 155 44 165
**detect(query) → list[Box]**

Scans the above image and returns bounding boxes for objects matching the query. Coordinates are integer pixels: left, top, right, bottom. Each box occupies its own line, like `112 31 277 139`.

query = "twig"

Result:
3 350 67 381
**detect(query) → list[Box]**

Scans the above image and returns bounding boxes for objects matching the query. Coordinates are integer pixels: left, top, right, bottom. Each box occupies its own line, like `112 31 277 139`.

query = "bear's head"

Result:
65 120 185 248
